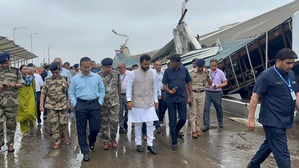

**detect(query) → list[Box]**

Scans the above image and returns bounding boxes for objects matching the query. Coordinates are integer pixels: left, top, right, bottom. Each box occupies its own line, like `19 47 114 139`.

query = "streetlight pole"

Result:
30 33 38 53
30 32 38 63
43 50 47 64
13 26 26 42
47 44 53 64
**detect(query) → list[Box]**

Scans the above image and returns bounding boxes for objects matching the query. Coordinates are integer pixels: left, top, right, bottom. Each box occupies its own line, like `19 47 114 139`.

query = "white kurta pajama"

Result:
126 68 159 146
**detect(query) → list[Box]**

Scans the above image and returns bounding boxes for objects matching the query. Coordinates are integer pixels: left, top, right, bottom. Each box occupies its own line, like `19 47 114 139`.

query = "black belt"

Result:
206 90 221 93
121 93 126 95
78 98 98 103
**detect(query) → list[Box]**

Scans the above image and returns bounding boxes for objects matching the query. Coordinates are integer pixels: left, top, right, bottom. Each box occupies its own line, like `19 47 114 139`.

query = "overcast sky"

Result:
0 0 294 66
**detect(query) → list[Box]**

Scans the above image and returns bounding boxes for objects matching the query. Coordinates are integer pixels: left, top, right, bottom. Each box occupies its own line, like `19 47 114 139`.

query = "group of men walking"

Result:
1 48 298 167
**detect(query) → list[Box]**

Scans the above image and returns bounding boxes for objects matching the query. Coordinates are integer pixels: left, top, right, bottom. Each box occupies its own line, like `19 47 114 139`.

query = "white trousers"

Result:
135 122 154 146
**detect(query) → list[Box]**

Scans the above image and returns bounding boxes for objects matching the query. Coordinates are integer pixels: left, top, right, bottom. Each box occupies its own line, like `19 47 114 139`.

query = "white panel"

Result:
293 11 299 62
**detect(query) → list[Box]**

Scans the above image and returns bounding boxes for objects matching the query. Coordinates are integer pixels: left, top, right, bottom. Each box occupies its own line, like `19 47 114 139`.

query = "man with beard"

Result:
247 48 299 168
126 54 159 154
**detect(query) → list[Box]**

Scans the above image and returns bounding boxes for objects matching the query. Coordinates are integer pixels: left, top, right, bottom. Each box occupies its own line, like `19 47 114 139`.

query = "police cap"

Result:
73 64 79 68
50 62 61 71
0 52 10 63
101 58 113 66
195 59 205 67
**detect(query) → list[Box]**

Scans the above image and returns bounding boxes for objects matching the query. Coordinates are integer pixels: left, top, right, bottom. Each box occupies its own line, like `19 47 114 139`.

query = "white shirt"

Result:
120 70 131 94
151 69 162 97
126 70 159 103
126 70 159 122
34 73 44 92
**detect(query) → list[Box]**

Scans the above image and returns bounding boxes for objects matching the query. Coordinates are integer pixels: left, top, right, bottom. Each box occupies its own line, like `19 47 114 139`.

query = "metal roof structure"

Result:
0 36 38 67
112 52 139 69
199 0 299 46
184 37 257 69
133 1 299 62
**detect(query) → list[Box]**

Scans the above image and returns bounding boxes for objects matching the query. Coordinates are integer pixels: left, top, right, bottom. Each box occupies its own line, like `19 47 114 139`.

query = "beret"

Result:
73 64 79 68
192 58 198 63
28 63 33 67
195 59 205 67
50 62 61 71
0 52 10 63
101 58 113 66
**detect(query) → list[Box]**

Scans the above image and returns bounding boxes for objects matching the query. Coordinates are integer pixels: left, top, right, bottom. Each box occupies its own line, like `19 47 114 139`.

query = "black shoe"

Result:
147 146 157 154
83 153 90 162
49 132 53 136
202 127 209 132
156 127 161 134
136 145 143 153
172 144 178 150
178 132 184 139
89 143 95 151
219 122 223 128
43 115 47 119
119 128 124 134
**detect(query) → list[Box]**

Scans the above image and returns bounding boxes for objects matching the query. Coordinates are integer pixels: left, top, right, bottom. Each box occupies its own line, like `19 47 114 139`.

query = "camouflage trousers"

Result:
0 106 18 146
48 109 68 144
101 104 119 144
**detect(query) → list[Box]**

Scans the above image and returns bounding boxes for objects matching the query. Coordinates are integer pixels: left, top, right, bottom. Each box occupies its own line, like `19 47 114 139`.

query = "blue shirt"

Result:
69 72 105 107
91 68 101 73
162 65 191 103
47 67 72 83
254 66 298 129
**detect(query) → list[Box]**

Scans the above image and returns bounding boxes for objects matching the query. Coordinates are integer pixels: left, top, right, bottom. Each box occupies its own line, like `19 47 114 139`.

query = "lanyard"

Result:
211 71 217 80
273 66 293 92
104 73 113 85
121 74 126 82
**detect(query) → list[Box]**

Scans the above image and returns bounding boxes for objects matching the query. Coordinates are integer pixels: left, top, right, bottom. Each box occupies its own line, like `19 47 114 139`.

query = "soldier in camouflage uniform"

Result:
0 53 24 152
40 62 69 150
98 58 121 150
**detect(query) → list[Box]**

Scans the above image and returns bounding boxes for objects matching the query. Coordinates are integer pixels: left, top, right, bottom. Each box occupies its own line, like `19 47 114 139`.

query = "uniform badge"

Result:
62 81 66 86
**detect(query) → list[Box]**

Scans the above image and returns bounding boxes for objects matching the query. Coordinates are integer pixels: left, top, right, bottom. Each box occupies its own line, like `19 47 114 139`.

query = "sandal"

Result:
30 127 35 131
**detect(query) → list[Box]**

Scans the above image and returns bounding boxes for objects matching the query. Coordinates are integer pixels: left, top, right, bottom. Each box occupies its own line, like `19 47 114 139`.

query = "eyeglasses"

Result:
117 67 124 69
81 66 91 70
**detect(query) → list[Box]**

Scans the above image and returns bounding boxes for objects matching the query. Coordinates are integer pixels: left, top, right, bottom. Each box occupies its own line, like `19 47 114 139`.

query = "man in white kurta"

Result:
126 55 159 154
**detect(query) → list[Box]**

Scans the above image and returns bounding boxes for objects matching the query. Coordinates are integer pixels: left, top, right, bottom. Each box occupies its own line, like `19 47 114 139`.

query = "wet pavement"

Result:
1 109 299 168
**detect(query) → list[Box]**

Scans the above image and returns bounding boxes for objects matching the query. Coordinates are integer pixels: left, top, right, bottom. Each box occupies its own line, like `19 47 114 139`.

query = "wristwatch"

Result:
206 76 210 78
190 95 194 98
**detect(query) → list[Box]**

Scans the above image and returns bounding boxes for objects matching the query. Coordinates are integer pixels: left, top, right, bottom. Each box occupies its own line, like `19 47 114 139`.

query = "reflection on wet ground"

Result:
1 110 299 168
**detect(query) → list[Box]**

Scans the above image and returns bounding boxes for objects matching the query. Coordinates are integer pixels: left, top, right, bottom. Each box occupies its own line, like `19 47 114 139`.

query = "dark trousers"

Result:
158 90 168 123
249 126 290 168
75 99 101 154
203 91 223 127
43 96 47 117
119 94 128 130
167 101 187 144
35 91 41 123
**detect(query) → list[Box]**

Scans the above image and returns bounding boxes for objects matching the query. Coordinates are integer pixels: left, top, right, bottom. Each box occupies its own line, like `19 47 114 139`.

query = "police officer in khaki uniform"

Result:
98 58 121 150
188 59 212 138
0 52 24 152
40 62 69 150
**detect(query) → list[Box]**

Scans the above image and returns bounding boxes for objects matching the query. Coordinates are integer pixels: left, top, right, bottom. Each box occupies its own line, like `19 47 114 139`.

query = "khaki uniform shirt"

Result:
189 68 207 91
0 67 24 106
41 75 69 110
98 70 121 107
